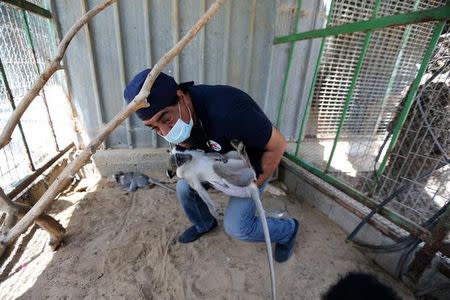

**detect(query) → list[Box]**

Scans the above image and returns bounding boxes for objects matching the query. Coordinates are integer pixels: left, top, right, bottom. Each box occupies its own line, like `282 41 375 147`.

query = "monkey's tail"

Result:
250 183 276 300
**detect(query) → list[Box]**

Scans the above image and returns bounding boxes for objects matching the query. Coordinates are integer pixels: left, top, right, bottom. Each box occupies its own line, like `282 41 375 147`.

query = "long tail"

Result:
249 183 276 300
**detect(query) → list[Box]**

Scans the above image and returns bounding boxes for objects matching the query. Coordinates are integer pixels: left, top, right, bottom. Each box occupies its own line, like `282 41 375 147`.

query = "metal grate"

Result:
305 0 446 140
373 27 450 224
282 0 449 228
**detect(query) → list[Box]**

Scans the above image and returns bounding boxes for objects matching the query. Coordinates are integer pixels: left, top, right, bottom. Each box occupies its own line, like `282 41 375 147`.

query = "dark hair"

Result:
322 272 402 300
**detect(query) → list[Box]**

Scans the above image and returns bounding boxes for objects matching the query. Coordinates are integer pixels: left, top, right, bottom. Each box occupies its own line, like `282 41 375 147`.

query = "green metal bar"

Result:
372 0 421 137
0 57 35 171
2 0 52 19
375 20 447 179
275 0 303 128
294 0 336 156
273 6 450 44
325 0 382 172
21 9 60 151
285 152 431 240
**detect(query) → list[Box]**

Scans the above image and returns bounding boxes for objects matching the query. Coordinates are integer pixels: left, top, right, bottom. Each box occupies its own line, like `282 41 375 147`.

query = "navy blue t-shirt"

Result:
184 85 273 176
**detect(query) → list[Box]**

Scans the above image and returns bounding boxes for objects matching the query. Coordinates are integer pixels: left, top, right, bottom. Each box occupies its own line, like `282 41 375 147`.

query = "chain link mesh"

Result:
0 2 72 193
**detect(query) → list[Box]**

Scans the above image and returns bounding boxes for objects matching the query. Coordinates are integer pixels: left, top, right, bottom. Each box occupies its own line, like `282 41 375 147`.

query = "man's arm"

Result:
255 127 287 187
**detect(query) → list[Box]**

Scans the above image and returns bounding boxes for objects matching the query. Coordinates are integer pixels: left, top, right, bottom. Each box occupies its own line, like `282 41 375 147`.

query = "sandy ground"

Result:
0 172 415 299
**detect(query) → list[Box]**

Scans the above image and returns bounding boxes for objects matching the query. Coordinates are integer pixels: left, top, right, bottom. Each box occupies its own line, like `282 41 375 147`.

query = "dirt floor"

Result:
0 172 415 299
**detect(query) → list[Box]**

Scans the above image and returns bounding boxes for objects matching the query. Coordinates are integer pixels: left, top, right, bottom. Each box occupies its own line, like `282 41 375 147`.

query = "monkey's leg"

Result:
249 183 276 300
191 180 220 219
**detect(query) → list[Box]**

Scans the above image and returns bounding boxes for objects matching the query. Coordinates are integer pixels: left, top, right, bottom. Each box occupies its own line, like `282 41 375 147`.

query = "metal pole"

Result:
294 0 335 156
325 0 382 172
0 58 35 172
273 6 450 44
374 21 446 179
21 9 60 151
275 0 303 128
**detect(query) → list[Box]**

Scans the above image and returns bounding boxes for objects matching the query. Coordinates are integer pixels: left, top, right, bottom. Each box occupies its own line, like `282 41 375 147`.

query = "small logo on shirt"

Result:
208 140 222 152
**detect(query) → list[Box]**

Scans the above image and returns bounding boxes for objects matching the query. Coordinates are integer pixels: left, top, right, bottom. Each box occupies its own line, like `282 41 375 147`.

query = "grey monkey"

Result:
167 141 277 300
114 172 151 192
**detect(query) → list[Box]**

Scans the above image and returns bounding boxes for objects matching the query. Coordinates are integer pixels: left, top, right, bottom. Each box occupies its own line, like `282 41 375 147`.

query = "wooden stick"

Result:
0 0 117 150
0 188 65 257
1 0 225 247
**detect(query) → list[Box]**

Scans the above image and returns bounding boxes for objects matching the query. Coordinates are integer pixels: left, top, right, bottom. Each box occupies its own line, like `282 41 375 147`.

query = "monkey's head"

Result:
114 171 124 183
166 147 193 179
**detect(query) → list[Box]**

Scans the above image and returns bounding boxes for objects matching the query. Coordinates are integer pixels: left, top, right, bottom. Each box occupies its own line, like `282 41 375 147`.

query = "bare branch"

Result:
0 0 117 150
1 0 225 247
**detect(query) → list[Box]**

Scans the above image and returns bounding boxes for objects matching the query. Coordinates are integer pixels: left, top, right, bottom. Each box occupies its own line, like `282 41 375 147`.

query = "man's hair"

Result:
322 272 402 300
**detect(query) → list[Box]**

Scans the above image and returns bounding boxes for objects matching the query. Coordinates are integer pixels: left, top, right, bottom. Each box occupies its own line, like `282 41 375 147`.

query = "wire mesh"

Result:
0 77 31 192
373 29 450 224
0 2 73 192
285 0 449 228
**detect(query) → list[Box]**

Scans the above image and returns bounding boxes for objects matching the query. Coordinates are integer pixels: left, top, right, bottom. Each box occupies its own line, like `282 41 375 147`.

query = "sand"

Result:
0 172 414 299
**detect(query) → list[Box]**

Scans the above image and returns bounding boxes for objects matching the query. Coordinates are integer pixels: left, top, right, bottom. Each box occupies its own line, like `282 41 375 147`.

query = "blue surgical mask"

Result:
163 102 193 144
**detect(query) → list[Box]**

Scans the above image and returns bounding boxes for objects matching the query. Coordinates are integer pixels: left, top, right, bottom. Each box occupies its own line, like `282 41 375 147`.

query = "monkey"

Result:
114 171 176 193
167 140 277 300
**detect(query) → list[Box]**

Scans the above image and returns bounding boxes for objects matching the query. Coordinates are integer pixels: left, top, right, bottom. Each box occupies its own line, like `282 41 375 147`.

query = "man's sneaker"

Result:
274 218 299 263
178 219 218 243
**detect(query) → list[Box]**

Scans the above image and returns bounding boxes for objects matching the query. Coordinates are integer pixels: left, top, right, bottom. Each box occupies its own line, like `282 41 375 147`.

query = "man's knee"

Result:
223 215 252 241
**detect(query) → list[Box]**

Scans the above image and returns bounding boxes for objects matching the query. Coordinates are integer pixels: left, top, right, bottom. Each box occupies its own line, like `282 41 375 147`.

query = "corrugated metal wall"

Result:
52 0 327 148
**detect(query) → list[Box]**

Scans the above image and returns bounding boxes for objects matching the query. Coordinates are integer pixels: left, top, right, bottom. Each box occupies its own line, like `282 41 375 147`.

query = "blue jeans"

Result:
176 179 296 244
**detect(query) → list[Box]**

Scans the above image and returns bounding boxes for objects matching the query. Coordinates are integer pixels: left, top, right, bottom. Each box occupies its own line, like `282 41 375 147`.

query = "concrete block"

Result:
92 148 168 176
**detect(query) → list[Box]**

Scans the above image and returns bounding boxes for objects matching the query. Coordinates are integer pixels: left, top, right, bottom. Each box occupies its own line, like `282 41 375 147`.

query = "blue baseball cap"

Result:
123 68 194 121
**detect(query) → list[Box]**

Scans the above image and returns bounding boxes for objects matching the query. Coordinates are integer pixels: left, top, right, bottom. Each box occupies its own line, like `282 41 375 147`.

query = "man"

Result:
124 69 299 262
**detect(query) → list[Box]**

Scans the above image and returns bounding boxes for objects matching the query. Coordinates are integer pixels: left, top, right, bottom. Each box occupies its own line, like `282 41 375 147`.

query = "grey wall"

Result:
52 0 327 148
